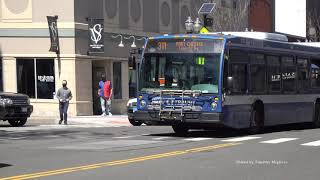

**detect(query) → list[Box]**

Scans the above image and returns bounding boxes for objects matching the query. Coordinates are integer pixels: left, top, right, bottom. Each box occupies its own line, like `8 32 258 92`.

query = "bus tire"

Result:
248 102 264 134
172 124 189 136
313 103 320 128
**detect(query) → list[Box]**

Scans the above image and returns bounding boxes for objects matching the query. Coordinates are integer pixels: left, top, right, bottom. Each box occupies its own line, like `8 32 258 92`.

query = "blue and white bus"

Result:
132 32 320 134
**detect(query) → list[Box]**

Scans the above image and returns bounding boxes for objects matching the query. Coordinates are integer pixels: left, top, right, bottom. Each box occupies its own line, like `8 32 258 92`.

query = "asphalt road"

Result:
0 123 320 180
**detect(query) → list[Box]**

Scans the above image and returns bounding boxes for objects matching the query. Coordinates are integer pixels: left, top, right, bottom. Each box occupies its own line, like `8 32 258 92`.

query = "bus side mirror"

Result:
128 56 136 70
227 76 233 89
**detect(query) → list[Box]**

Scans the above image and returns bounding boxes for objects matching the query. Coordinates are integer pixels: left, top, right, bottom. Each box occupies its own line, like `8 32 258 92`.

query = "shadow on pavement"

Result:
147 122 315 138
0 129 114 141
0 163 12 168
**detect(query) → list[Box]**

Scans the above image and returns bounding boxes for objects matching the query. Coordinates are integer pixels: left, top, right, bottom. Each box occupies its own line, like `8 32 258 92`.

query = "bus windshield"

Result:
139 38 224 94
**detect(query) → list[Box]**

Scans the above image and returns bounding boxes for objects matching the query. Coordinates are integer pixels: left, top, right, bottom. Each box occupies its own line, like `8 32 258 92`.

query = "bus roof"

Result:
206 32 289 42
150 32 289 42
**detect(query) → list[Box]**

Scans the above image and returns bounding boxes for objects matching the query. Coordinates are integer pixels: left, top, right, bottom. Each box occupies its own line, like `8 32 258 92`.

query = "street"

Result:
1 120 320 180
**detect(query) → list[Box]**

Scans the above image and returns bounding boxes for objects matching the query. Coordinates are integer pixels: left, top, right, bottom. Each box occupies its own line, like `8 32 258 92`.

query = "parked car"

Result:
127 98 143 126
0 92 33 127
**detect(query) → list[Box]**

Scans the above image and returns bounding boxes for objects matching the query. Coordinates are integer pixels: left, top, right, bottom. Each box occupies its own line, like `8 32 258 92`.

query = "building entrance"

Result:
92 66 105 115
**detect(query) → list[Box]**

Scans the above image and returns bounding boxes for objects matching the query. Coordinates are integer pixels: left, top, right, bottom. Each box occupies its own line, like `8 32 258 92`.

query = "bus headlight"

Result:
211 102 217 110
140 100 147 108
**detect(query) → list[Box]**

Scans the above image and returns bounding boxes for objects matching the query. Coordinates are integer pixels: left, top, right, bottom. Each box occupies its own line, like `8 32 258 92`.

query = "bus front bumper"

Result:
134 110 223 126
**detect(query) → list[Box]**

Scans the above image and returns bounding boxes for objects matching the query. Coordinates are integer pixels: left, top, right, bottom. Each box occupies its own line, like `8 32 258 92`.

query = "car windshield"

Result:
139 38 223 94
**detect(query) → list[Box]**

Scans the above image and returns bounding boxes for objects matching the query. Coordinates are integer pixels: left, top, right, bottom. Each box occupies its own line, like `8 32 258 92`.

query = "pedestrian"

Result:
98 75 113 116
104 77 113 116
56 80 72 125
98 75 107 116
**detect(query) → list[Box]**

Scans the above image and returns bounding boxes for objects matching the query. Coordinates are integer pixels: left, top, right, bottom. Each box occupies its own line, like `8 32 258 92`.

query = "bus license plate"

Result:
22 107 28 112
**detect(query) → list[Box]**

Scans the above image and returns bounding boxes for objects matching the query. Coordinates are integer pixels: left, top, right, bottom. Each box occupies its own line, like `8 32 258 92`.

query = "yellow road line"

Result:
0 143 240 180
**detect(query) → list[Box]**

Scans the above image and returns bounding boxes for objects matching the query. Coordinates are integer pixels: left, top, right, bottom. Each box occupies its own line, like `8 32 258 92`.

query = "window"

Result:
221 0 226 7
36 60 55 99
281 56 296 93
0 58 3 91
230 64 248 94
297 58 310 92
267 56 281 93
229 50 249 94
17 58 55 99
113 62 122 99
311 59 320 88
250 54 266 93
233 1 237 9
17 59 35 98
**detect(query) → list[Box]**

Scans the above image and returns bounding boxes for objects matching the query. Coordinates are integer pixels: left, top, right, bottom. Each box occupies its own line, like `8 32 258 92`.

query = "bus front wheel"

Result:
172 124 189 136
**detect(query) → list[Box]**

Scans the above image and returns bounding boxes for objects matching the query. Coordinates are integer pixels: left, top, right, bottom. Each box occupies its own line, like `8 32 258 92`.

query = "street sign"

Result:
198 3 216 15
200 27 209 34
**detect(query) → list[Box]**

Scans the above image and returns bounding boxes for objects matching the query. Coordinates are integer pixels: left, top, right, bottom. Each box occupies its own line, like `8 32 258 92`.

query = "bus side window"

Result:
250 53 266 94
229 50 249 94
281 56 296 94
311 59 320 89
267 56 281 93
297 58 310 93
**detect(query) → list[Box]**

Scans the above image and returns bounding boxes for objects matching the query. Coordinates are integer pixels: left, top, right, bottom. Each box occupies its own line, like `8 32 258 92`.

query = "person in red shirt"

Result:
103 78 113 116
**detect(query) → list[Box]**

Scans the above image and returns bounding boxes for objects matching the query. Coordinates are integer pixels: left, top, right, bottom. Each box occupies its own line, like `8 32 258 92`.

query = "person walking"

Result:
98 75 113 116
98 75 107 116
103 78 113 116
56 80 72 125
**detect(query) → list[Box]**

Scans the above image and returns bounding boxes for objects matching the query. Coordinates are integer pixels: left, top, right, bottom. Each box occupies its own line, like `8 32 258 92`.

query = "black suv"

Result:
0 93 33 127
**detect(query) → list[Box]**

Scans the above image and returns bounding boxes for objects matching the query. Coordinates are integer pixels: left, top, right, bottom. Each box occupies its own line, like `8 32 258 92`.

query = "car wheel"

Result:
8 118 27 127
172 124 189 136
129 118 143 126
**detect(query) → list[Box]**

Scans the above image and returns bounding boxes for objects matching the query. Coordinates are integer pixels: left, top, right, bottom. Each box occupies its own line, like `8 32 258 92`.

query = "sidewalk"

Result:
27 115 131 127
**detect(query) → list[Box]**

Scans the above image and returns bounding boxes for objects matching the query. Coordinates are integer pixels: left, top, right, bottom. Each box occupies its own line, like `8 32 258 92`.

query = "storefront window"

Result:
113 62 122 99
36 59 55 99
17 58 55 99
17 59 35 98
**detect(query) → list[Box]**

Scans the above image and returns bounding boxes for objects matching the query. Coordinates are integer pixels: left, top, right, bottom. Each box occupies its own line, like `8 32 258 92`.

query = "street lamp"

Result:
111 34 124 47
185 16 194 34
136 37 148 48
193 17 202 33
124 36 137 48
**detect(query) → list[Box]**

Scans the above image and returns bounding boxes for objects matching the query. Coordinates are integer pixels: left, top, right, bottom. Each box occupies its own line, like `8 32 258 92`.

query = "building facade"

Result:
0 0 209 117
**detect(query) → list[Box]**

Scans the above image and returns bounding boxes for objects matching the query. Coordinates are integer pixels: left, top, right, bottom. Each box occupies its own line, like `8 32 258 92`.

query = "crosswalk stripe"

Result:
222 136 261 142
301 140 320 146
113 135 140 139
260 138 298 144
184 138 213 141
153 137 172 140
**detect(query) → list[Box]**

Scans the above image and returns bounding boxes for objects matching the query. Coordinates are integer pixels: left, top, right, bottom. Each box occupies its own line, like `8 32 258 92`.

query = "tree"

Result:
307 9 320 41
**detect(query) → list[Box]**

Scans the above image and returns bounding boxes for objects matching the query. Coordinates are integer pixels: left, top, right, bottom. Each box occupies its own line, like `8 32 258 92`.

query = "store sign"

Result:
88 18 104 54
47 16 60 53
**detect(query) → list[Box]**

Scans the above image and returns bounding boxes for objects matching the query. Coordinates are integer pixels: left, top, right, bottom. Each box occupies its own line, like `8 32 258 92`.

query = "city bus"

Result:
131 32 320 134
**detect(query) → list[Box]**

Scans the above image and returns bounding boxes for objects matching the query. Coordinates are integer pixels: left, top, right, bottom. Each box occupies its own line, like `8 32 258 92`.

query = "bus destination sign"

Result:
146 39 223 53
